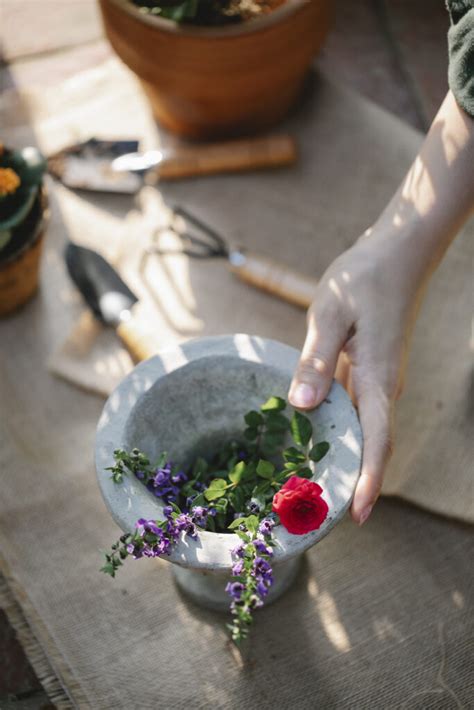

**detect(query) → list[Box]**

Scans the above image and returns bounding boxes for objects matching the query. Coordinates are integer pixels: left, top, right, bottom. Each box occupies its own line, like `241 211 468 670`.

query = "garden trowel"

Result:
49 135 297 193
65 242 161 362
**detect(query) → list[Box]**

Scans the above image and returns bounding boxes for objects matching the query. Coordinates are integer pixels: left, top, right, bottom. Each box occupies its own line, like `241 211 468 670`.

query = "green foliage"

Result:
105 447 152 484
0 145 47 251
106 399 331 535
256 459 274 479
130 0 261 26
309 441 330 462
260 395 286 412
290 410 313 447
102 395 333 645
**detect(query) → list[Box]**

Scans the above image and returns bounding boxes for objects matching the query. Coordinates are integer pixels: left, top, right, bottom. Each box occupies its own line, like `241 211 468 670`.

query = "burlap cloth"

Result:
0 59 472 708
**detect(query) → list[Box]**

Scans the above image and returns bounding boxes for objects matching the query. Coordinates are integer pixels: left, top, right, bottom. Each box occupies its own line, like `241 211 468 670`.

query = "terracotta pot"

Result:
0 188 48 318
98 0 332 138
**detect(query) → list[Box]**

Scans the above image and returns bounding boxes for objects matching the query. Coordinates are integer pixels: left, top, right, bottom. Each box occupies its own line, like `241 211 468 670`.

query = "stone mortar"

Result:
95 334 362 608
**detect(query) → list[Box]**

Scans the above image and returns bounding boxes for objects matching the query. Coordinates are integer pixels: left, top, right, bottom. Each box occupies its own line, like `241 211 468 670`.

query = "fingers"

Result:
289 302 349 410
351 382 394 525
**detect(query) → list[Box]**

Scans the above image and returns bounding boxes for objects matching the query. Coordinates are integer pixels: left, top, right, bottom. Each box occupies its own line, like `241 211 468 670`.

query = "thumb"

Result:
289 305 349 410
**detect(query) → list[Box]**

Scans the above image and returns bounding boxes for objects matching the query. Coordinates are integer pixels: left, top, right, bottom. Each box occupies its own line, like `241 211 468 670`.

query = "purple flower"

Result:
153 470 168 486
126 542 143 559
253 556 273 579
231 559 244 576
148 462 181 504
253 539 273 557
171 470 188 484
135 518 162 538
258 518 275 537
256 579 271 598
191 506 208 527
248 501 261 514
225 581 245 601
231 542 246 559
163 505 173 519
174 513 198 539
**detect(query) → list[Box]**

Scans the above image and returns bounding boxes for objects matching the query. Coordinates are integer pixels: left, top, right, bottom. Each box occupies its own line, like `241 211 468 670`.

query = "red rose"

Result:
272 476 328 535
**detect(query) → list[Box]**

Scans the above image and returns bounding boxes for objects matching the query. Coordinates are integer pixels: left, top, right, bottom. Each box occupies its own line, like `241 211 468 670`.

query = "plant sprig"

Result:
101 395 331 644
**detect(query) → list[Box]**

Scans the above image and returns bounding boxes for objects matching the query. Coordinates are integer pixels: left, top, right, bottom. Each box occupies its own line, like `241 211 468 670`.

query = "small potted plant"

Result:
0 144 48 317
98 0 332 138
95 336 362 643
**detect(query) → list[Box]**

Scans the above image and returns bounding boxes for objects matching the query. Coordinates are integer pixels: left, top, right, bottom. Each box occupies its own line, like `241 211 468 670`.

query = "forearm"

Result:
369 91 474 286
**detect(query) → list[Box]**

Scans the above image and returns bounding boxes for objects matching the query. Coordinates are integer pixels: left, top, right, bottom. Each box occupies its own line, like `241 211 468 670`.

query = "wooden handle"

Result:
158 135 297 180
116 308 162 362
229 251 318 310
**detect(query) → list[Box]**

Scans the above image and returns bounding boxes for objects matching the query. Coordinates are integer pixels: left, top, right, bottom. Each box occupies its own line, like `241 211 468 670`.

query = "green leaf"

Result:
253 481 272 496
241 461 256 481
100 562 115 577
283 446 306 463
154 451 168 469
204 478 228 501
229 461 246 485
261 396 286 412
244 410 264 427
263 432 284 448
309 441 330 462
213 498 229 513
265 412 290 432
295 467 313 479
284 466 312 479
230 486 246 513
244 427 258 441
245 515 259 534
228 517 247 530
159 0 199 21
207 478 228 489
291 411 313 447
236 530 251 542
273 468 290 483
191 456 208 479
256 459 275 479
204 489 226 501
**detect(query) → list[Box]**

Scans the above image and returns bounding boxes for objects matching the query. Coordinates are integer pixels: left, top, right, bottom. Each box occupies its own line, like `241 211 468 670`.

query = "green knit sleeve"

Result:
446 1 474 117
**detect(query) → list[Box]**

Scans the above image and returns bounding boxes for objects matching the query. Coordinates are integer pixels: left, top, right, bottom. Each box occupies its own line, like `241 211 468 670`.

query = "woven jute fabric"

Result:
0 59 472 708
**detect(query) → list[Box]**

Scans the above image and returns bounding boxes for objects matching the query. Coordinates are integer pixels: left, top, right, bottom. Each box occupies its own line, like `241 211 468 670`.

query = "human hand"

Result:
288 231 422 525
289 91 474 525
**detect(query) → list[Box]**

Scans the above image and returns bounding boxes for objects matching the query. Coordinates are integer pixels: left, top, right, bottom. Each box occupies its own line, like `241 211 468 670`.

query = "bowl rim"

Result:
105 0 313 39
95 334 362 570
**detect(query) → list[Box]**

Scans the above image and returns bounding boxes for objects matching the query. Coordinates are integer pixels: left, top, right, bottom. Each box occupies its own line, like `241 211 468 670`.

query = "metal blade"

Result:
111 150 165 173
65 243 138 326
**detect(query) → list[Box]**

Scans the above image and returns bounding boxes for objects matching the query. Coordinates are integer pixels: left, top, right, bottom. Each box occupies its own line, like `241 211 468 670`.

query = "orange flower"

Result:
0 167 21 196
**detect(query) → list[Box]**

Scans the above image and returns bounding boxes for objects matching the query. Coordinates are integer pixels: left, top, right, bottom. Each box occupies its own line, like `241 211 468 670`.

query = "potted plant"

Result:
98 0 332 138
95 336 362 642
0 144 48 317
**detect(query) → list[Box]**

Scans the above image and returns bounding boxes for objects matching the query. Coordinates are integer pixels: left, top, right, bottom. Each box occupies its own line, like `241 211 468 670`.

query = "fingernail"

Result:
358 505 373 526
291 383 317 408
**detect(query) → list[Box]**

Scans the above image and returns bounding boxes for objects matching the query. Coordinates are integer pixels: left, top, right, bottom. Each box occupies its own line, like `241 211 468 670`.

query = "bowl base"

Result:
172 553 303 611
